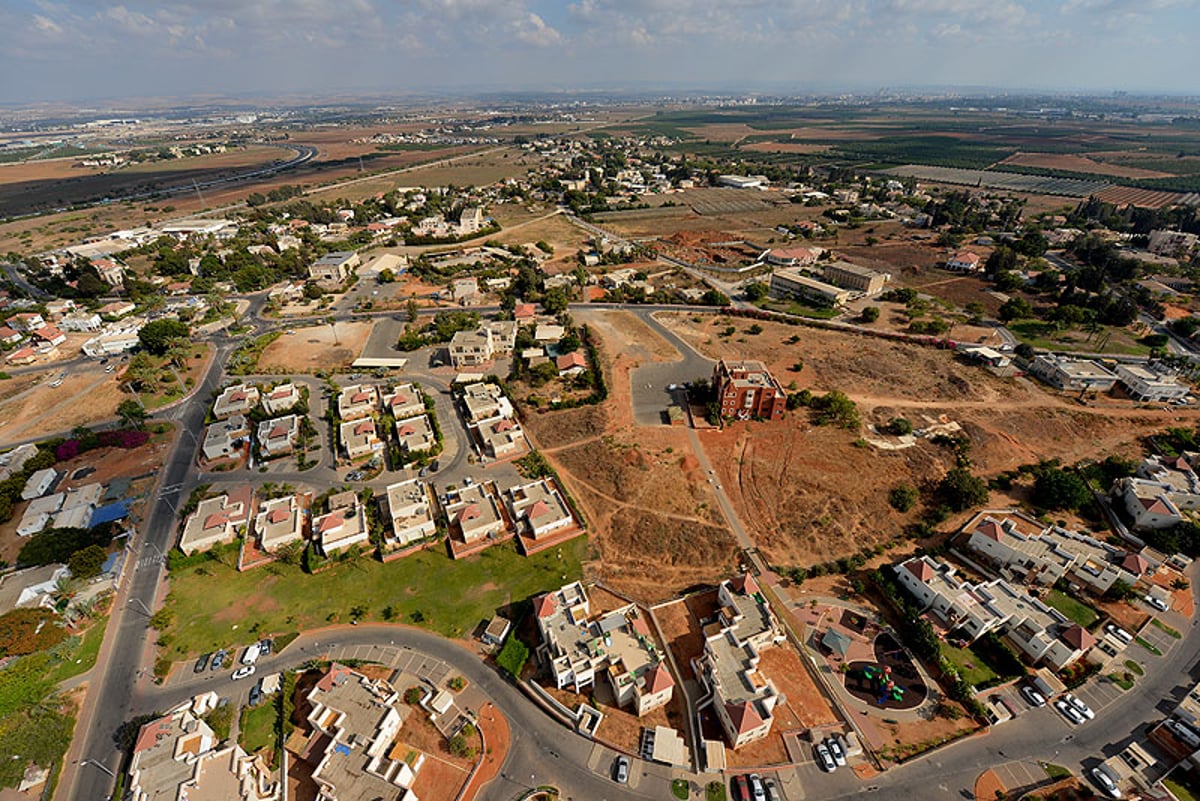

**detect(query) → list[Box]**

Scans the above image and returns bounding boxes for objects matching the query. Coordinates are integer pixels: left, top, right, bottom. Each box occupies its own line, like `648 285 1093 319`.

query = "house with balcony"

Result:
262 383 301 415
201 416 250 462
213 384 260 420
474 416 526 459
337 384 379 421
505 479 574 540
382 384 425 420
459 381 511 422
313 493 369 555
535 581 675 717
383 480 437 549
445 482 507 546
394 415 435 454
256 415 301 458
179 487 253 555
340 419 382 461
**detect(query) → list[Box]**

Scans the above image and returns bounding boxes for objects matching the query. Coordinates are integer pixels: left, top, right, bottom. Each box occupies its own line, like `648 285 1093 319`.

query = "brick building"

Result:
713 359 787 421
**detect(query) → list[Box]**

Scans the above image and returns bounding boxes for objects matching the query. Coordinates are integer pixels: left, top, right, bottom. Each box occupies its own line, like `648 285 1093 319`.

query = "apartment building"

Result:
1029 356 1118 392
1115 364 1189 402
821 260 889 295
383 480 437 548
768 268 852 307
449 328 495 368
308 251 359 284
713 359 787 421
535 582 675 717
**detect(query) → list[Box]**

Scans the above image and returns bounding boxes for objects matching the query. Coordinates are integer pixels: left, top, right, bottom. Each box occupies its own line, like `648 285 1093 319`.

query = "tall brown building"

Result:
713 359 787 421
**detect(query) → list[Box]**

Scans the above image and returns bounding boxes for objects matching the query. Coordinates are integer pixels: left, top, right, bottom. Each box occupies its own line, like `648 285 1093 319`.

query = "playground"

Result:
842 632 928 711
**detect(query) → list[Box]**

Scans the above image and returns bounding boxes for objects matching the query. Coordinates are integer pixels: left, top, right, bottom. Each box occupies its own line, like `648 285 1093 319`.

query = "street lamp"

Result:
80 759 116 778
129 598 154 617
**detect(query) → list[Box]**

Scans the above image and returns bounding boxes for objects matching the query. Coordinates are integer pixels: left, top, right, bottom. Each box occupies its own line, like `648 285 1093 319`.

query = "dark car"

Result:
248 683 262 707
193 653 211 673
731 775 749 801
210 649 227 671
259 638 273 656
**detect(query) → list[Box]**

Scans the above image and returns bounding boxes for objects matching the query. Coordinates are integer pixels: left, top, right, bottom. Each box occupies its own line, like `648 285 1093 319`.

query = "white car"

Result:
241 643 260 666
1105 623 1133 645
1090 766 1122 799
1055 699 1085 725
1020 685 1047 707
1145 594 1169 612
1063 692 1095 720
232 665 256 680
826 737 847 767
814 742 837 772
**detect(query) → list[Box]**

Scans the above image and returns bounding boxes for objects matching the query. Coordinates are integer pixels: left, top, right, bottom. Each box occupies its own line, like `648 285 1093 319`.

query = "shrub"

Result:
495 636 529 679
889 485 919 513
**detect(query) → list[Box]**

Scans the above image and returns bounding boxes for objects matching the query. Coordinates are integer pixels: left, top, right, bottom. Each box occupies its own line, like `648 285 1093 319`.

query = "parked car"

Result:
1090 766 1122 799
1145 594 1169 612
210 650 228 671
232 665 256 681
835 733 852 758
749 774 766 801
814 742 837 772
1105 623 1133 645
1020 685 1047 707
1055 699 1085 725
241 643 261 666
1063 693 1095 720
762 776 779 801
193 653 211 673
730 774 749 801
827 737 847 766
259 638 273 656
248 683 262 707
612 756 629 784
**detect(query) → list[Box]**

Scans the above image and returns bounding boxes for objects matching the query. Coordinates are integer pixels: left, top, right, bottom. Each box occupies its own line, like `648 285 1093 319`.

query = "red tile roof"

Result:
268 508 291 524
514 303 536 319
556 352 587 371
1060 623 1097 652
905 559 934 582
643 664 674 694
535 594 557 618
318 513 344 533
528 500 551 520
725 700 764 735
133 716 175 754
353 421 374 436
456 503 481 523
731 573 760 596
494 419 517 432
976 520 1004 542
1120 552 1150 575
397 423 417 436
203 513 229 530
1139 496 1173 515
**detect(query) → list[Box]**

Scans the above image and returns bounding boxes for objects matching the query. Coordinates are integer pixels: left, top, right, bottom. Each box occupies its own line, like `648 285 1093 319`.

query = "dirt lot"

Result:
258 322 373 372
999 152 1173 180
0 370 126 445
659 312 1194 568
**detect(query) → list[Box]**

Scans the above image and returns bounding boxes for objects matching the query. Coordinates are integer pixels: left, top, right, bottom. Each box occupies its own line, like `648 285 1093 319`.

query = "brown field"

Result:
258 321 373 372
742 141 832 154
1095 185 1183 210
999 152 1173 179
0 370 126 445
658 312 1194 568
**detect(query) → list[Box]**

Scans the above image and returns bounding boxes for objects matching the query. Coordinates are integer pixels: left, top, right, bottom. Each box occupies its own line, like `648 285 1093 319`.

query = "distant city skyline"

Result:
1 0 1197 104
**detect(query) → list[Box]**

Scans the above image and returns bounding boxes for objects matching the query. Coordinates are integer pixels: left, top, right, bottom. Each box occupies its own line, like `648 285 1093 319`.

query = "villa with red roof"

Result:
535 581 676 717
254 495 305 551
213 383 261 420
339 418 382 461
394 414 435 454
946 250 982 272
179 486 253 555
1115 476 1185 530
694 575 784 749
382 383 425 419
556 351 588 377
474 415 527 459
504 479 573 540
256 414 301 458
313 494 369 555
336 383 379 421
445 482 507 548
30 325 66 347
261 382 300 415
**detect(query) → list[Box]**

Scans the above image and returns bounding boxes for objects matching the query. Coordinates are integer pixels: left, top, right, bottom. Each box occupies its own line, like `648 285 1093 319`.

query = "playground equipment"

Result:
861 664 906 705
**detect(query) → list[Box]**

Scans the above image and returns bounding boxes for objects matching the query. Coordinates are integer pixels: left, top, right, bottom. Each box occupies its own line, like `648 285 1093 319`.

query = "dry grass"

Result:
258 321 373 371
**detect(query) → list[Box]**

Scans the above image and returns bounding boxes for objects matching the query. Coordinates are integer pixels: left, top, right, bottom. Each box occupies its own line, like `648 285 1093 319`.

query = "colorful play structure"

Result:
861 664 906 705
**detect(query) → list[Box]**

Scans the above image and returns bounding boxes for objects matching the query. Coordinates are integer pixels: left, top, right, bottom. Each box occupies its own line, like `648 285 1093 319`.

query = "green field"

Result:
940 642 999 687
239 703 278 756
160 537 587 658
48 619 108 684
1007 320 1150 357
1044 590 1099 628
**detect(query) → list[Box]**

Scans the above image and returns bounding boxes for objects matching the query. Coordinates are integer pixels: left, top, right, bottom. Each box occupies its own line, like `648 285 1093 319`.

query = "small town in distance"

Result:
4 8 1200 801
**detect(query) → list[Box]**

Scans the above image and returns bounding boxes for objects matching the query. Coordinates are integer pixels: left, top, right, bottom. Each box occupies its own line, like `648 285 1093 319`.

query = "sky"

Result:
0 0 1197 104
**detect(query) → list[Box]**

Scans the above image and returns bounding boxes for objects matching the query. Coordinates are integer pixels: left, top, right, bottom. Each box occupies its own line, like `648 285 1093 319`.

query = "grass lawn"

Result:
1007 320 1151 356
758 299 841 320
941 642 999 687
1152 618 1183 639
239 703 278 756
1165 777 1200 801
1044 590 1099 628
1110 672 1135 690
160 537 587 659
48 618 108 684
1041 763 1072 781
1126 659 1145 676
1136 636 1163 656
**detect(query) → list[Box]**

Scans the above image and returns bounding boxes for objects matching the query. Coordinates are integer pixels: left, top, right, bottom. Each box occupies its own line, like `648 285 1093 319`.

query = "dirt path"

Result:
849 390 1186 420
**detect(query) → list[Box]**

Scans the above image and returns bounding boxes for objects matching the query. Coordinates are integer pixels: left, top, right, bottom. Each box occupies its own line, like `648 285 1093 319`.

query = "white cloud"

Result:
517 12 562 46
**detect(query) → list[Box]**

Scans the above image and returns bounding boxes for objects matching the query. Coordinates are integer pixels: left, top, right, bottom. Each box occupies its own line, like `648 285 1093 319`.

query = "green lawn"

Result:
1110 672 1135 690
1165 776 1200 801
1126 659 1145 676
1007 320 1150 357
48 619 108 684
239 703 278 756
1136 636 1163 656
758 299 841 320
1044 590 1099 628
1041 763 1072 781
941 642 999 687
160 537 587 659
1152 618 1182 639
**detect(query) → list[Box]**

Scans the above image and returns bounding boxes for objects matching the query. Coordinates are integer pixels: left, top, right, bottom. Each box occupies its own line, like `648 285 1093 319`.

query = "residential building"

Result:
340 418 383 461
382 384 424 420
958 345 1011 368
768 268 852 307
446 483 507 544
764 247 822 267
6 312 45 332
5 347 37 365
21 467 59 500
59 312 102 332
0 564 71 614
337 384 379 421
946 251 982 272
395 415 435 454
31 325 66 347
254 495 305 551
452 277 481 305
534 323 566 343
383 480 437 548
448 328 495 368
535 582 675 716
458 206 485 235
965 514 1149 595
1115 364 1189 402
308 251 359 284
1114 477 1185 530
895 556 1097 670
695 575 783 749
822 260 889 295
717 175 763 189
505 479 574 540
97 301 136 319
301 665 419 801
213 384 261 420
201 415 250 462
256 415 301 458
1137 455 1200 511
0 444 38 481
713 359 787 421
126 705 278 801
82 319 144 357
179 488 252 555
459 382 510 422
0 326 21 345
313 494 369 554
485 320 517 356
43 299 76 319
555 352 587 377
17 493 64 537
51 483 104 530
475 416 526 458
261 383 300 415
1029 356 1118 392
1148 230 1199 257
514 303 537 323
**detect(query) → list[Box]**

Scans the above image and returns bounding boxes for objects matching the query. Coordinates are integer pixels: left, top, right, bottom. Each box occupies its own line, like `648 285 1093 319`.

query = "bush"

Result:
889 485 919 513
860 306 880 323
887 417 913 436
495 636 529 679
936 468 989 512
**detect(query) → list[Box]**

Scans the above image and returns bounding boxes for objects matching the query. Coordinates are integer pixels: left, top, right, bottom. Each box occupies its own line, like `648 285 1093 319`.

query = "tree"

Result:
0 607 67 656
406 297 419 324
998 297 1034 322
1032 466 1092 511
542 286 569 315
117 399 147 429
744 282 769 302
887 417 913 436
860 306 880 323
496 636 529 678
889 485 919 513
137 319 190 355
702 288 731 307
937 467 989 512
68 544 107 580
124 352 157 391
165 341 192 370
1104 579 1135 601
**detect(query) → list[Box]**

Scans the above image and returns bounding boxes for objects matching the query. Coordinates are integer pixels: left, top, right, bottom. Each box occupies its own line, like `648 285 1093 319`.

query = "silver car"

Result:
1055 699 1085 725
1090 766 1122 799
814 742 836 772
1063 692 1094 720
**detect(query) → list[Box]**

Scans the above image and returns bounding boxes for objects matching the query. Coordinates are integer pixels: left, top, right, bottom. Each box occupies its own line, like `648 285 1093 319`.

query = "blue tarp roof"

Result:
90 501 130 528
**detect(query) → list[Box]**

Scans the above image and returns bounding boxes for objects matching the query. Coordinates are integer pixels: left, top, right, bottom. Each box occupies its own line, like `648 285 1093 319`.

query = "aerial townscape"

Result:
4 4 1200 801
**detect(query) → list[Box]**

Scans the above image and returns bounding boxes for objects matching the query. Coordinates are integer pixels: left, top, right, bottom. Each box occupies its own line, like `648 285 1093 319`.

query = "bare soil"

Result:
0 371 126 445
258 322 373 372
999 152 1173 179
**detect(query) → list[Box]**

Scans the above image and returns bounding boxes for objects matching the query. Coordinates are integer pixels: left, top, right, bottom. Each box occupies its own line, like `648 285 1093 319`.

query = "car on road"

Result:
814 741 837 772
749 774 766 801
210 649 228 671
1144 594 1169 612
826 737 847 766
105 364 116 373
193 653 210 673
730 775 749 801
232 665 256 680
1090 766 1122 798
1105 623 1133 645
1055 699 1086 725
1063 692 1094 720
612 755 629 784
1020 685 1047 707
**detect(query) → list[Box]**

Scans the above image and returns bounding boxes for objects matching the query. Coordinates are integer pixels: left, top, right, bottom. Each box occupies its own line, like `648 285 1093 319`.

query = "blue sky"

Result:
1 0 1197 103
